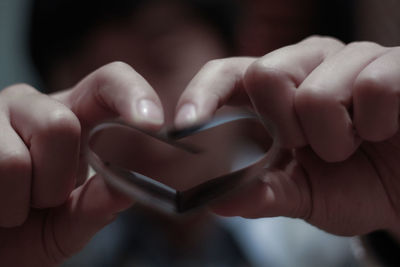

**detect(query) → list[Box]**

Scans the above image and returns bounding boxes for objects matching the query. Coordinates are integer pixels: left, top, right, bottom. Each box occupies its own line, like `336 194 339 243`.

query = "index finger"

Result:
52 61 164 131
176 37 344 150
174 57 256 129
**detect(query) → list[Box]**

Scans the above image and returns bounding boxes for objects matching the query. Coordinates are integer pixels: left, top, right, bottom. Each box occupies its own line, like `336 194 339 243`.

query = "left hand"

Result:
0 62 164 266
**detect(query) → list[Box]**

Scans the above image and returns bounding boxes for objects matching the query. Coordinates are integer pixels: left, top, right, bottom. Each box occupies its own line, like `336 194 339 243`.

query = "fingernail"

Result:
175 103 197 128
137 99 163 125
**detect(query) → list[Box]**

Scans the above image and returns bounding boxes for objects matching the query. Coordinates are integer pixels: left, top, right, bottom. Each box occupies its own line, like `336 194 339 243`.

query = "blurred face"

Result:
51 1 241 191
238 0 317 55
51 1 227 123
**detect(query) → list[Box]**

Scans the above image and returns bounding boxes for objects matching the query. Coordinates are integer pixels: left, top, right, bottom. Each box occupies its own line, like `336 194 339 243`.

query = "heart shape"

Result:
87 109 279 213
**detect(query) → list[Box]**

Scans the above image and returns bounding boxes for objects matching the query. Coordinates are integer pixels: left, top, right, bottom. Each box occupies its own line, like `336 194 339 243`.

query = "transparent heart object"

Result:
87 108 281 214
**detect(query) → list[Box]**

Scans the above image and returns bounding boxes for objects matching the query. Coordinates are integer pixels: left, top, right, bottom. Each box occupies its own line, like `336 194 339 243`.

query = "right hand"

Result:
174 36 400 237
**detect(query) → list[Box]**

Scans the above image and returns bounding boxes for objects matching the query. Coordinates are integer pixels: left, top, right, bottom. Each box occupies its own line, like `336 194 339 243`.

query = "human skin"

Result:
0 2 233 265
175 36 400 238
47 1 234 191
3 1 399 264
0 62 163 266
1 34 399 265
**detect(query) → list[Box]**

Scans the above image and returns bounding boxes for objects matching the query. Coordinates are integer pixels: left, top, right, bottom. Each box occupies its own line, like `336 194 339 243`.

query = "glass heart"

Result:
87 109 279 214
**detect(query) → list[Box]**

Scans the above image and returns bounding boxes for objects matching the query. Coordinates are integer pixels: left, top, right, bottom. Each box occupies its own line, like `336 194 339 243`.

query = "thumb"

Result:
212 158 312 220
48 175 134 262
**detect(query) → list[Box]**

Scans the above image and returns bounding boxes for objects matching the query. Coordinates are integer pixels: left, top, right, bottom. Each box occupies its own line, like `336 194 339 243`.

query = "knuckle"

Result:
245 60 266 77
199 58 244 89
99 61 133 77
93 61 137 93
346 41 384 51
202 58 230 74
302 35 344 47
251 54 282 71
295 85 334 113
202 57 253 79
355 70 392 99
244 60 291 91
0 149 31 175
0 83 37 98
243 61 262 86
39 106 81 138
202 58 245 76
243 61 268 90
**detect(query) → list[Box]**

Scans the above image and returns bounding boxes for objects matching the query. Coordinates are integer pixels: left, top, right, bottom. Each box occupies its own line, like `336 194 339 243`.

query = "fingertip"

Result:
133 98 164 130
77 175 135 215
211 165 312 220
210 179 275 219
174 57 256 129
174 102 198 129
57 61 165 131
244 61 307 149
51 175 135 258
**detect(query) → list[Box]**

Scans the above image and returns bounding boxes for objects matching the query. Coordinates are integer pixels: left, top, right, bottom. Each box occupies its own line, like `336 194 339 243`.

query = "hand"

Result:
0 62 164 266
175 36 400 237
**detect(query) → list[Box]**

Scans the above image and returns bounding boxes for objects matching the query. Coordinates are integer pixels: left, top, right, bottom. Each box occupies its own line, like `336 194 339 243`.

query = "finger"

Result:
52 62 163 188
174 57 256 129
294 147 394 235
0 175 133 266
212 159 312 220
213 147 395 235
52 61 164 132
244 36 344 148
295 42 388 162
353 47 400 141
4 85 80 208
46 175 134 263
0 115 31 227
